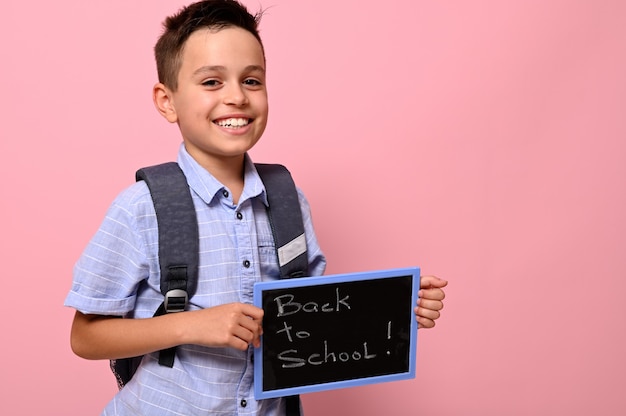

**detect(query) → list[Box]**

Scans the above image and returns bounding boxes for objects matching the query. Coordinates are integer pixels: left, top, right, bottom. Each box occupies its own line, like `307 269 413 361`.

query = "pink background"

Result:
2 0 625 414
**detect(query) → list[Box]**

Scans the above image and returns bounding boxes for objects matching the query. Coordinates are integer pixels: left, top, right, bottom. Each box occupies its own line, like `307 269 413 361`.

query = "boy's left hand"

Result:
415 275 448 329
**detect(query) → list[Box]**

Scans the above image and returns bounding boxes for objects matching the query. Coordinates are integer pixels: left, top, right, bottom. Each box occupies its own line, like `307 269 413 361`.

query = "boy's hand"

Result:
415 275 447 329
185 303 264 350
69 303 264 361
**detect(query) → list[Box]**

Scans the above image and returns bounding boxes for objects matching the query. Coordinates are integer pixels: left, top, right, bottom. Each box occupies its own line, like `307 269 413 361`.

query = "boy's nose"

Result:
223 84 248 106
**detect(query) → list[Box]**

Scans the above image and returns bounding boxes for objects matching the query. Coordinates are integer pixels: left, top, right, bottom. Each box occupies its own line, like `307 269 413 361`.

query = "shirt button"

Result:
240 399 247 408
222 190 229 198
236 212 243 220
243 260 251 268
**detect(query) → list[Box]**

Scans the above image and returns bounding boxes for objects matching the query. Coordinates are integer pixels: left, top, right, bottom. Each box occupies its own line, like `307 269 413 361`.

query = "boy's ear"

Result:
153 83 178 123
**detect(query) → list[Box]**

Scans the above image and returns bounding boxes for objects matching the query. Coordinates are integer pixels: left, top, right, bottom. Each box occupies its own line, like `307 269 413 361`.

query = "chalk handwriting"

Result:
276 320 311 342
273 287 351 317
278 341 377 368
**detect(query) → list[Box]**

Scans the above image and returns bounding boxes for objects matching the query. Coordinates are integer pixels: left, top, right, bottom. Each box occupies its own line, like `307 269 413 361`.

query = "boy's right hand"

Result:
184 303 264 350
70 303 264 361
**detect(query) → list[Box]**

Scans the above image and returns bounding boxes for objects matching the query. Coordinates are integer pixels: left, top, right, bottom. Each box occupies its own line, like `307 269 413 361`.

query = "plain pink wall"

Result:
1 0 625 414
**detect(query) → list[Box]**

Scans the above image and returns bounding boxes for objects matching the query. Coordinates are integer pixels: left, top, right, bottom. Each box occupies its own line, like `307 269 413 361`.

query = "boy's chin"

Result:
183 141 259 162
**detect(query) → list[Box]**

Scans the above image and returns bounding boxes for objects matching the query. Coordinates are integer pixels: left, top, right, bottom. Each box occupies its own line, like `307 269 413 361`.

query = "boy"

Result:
65 1 447 414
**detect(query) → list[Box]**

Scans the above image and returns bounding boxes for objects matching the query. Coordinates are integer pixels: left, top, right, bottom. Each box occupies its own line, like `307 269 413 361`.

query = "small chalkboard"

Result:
253 267 420 399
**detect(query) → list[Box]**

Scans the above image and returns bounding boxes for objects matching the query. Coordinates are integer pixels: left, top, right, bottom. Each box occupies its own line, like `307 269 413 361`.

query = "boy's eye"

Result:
243 79 262 87
202 79 221 87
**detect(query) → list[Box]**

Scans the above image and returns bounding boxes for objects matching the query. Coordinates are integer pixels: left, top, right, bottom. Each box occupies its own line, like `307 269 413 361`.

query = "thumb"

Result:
420 275 448 289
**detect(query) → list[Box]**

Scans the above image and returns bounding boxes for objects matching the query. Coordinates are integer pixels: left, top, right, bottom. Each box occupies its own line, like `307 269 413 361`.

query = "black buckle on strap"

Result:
164 289 188 313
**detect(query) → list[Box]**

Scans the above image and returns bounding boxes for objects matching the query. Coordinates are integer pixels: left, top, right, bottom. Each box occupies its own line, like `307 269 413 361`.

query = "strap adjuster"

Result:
164 289 188 313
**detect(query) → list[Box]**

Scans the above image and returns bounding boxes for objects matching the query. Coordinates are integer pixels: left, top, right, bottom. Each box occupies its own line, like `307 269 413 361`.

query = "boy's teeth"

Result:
216 118 249 127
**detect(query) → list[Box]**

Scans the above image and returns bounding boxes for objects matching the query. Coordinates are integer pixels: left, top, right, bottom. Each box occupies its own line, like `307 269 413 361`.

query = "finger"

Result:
416 315 436 329
223 321 254 350
417 298 444 312
237 315 263 338
233 305 263 346
414 305 441 321
239 303 264 321
420 275 448 289
418 287 446 301
231 323 259 349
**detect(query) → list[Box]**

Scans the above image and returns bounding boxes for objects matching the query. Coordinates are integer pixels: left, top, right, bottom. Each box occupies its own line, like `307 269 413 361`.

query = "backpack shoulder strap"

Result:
255 163 306 416
255 163 308 279
136 162 199 307
136 162 199 367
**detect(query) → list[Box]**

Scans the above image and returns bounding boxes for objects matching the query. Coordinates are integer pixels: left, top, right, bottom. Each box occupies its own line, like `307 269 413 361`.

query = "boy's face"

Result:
156 27 268 169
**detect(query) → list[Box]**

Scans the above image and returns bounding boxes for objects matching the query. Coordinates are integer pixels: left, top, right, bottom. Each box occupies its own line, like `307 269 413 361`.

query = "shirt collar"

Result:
176 144 268 207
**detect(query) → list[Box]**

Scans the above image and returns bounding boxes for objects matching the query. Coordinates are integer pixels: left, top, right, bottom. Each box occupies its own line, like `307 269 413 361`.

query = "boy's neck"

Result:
182 144 248 203
197 154 246 205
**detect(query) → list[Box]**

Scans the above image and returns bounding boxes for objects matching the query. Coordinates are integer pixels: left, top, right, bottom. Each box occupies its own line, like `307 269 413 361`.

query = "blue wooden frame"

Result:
253 267 420 400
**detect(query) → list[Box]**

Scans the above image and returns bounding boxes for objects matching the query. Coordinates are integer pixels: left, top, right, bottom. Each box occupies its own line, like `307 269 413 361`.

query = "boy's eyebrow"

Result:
192 65 266 76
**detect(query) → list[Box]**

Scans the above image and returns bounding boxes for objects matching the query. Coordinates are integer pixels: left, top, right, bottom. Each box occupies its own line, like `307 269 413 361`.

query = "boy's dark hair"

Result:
155 0 264 91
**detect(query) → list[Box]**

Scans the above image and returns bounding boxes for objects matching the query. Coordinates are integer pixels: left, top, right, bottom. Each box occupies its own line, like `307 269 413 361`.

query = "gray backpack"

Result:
110 162 307 415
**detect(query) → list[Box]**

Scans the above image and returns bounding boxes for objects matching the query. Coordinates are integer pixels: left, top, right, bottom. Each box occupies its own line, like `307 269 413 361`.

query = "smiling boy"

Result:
65 1 446 415
154 26 268 200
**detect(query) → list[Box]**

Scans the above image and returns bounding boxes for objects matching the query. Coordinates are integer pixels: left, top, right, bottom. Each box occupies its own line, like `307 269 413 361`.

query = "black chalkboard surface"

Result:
253 267 420 399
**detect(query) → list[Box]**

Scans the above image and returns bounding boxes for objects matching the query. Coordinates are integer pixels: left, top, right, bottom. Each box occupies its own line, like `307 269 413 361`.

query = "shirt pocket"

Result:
257 234 280 279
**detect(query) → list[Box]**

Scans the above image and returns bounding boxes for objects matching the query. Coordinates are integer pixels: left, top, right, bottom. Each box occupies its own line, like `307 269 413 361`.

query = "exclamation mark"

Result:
386 321 392 355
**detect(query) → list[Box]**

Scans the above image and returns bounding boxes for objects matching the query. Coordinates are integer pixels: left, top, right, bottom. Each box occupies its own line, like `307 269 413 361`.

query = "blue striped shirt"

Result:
65 145 326 415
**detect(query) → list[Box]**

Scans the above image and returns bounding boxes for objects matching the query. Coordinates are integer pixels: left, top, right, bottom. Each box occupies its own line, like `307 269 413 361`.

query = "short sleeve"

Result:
64 182 155 316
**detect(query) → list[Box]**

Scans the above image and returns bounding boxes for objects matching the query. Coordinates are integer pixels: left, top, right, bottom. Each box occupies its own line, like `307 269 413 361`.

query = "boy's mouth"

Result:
214 117 252 128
